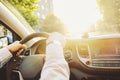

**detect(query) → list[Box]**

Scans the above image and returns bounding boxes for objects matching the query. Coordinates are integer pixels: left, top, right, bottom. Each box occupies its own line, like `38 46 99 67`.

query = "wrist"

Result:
6 46 12 53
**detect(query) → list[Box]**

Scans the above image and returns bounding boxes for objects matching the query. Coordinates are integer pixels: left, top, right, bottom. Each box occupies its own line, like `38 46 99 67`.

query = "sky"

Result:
53 0 102 34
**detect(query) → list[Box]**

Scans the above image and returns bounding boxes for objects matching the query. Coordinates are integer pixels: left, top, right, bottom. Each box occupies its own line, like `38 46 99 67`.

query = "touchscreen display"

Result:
90 39 120 56
100 46 116 55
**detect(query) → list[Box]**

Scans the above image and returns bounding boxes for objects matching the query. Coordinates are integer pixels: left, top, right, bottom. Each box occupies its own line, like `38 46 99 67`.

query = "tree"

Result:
96 0 120 33
42 13 67 34
7 0 40 27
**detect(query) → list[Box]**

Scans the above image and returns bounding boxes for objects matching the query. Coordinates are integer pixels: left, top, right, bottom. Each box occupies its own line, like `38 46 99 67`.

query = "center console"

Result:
90 39 120 67
77 38 120 67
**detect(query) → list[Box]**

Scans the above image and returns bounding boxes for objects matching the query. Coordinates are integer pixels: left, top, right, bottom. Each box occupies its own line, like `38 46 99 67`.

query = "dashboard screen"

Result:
90 39 120 57
100 46 116 55
89 38 120 67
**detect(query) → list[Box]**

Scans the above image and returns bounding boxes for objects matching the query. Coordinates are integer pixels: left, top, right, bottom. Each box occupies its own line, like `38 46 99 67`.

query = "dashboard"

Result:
4 34 120 80
76 38 120 67
3 34 120 80
65 35 120 80
90 39 120 67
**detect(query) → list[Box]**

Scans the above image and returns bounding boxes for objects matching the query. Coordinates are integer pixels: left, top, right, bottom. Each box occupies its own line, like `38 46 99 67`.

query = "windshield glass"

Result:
4 0 120 37
53 0 120 36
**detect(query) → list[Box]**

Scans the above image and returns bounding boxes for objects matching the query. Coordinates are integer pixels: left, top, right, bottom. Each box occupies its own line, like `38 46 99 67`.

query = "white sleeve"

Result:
40 43 70 80
0 48 13 68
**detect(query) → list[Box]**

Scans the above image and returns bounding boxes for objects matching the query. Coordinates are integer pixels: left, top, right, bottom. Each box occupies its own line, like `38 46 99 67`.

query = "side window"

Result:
0 24 13 48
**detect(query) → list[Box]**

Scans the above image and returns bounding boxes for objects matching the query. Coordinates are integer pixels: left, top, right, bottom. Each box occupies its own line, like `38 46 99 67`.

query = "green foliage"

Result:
7 0 40 27
96 0 120 33
42 13 67 34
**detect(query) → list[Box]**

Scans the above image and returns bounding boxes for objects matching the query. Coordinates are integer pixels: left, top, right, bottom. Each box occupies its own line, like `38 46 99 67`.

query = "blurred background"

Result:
1 0 120 37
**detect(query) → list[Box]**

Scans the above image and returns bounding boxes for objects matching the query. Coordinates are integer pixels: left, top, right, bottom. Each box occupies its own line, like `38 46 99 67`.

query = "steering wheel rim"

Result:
6 32 49 80
20 32 49 44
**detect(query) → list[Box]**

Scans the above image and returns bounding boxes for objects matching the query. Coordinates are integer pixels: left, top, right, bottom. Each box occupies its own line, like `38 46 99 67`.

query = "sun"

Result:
53 0 102 35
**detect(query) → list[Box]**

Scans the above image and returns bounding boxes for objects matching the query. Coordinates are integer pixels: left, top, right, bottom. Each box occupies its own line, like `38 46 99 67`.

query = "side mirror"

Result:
0 36 8 48
7 36 13 44
0 35 13 48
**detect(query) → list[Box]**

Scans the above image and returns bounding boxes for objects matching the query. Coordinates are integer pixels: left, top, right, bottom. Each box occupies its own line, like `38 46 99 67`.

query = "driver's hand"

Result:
7 41 27 56
47 32 66 47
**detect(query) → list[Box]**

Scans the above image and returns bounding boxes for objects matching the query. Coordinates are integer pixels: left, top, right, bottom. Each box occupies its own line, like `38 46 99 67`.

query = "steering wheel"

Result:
20 32 49 44
6 32 49 80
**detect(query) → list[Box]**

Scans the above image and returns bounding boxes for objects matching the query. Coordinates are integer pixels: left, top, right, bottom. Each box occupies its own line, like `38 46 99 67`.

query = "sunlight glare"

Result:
53 0 102 35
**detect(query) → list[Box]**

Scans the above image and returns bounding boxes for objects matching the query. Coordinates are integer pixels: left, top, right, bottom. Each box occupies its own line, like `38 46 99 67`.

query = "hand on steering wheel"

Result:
20 32 66 48
7 41 27 56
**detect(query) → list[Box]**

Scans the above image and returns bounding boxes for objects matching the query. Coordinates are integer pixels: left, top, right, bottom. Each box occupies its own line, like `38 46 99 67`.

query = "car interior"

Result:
1 0 120 80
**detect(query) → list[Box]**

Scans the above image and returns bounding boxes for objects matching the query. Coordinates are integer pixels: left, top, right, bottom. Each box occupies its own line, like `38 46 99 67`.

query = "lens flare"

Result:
53 0 102 35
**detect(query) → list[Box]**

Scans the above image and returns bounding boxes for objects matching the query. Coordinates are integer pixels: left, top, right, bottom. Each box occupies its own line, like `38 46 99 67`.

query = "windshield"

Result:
53 0 120 36
4 0 120 37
